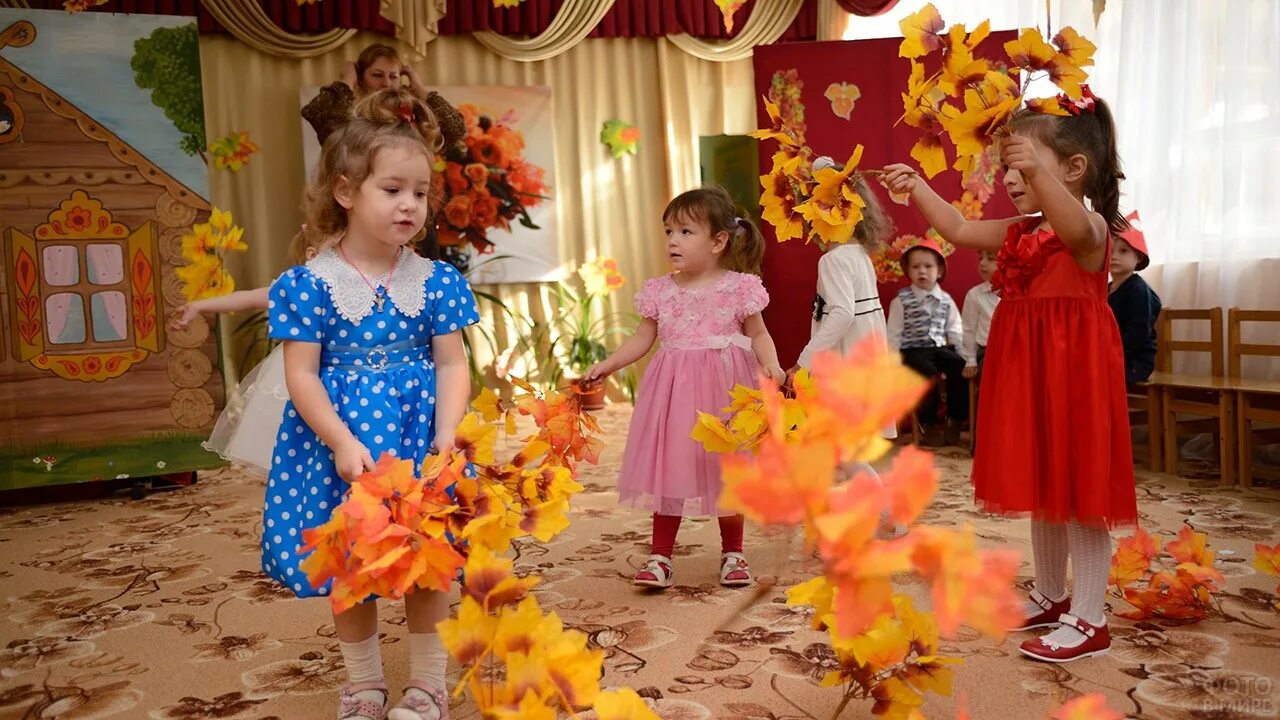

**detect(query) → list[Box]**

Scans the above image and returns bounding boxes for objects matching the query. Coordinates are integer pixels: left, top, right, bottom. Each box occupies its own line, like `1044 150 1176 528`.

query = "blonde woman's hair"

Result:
302 88 443 249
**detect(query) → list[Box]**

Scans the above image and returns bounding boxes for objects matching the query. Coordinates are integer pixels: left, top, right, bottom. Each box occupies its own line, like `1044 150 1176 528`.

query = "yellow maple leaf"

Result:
593 687 661 720
787 575 836 629
519 498 571 542
1025 96 1070 116
462 546 540 611
898 3 945 59
760 151 808 242
493 596 561 658
439 596 498 665
713 0 746 34
1052 27 1097 68
454 413 498 465
691 411 741 454
1004 28 1057 72
473 387 503 422
491 690 556 720
911 133 949 180
1047 53 1089 100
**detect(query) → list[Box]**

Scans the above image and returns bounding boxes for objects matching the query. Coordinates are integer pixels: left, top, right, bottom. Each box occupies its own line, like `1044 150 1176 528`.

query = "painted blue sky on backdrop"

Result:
0 8 208 196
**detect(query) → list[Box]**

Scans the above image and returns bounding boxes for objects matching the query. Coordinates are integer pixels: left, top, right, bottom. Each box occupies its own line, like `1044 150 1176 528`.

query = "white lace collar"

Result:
306 248 434 324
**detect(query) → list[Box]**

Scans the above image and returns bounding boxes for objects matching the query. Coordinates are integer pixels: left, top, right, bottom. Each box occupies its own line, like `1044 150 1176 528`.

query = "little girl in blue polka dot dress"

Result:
266 89 477 720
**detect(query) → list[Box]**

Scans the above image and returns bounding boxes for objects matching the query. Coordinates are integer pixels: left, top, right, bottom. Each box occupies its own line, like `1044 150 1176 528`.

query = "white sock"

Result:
1026 520 1069 617
1040 523 1112 646
339 634 385 704
408 632 448 689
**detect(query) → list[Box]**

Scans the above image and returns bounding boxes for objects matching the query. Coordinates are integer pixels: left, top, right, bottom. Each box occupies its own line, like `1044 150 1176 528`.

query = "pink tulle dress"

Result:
617 271 769 517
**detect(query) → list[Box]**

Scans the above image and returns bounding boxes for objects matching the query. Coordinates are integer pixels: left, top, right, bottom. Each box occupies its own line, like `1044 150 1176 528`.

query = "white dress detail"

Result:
307 248 433 325
203 345 288 476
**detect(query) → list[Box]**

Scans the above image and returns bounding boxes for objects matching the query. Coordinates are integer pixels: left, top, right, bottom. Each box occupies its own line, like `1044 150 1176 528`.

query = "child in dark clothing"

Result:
1107 211 1162 389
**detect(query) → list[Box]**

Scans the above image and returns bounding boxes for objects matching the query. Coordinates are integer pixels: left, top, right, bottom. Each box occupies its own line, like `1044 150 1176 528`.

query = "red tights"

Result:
650 513 744 558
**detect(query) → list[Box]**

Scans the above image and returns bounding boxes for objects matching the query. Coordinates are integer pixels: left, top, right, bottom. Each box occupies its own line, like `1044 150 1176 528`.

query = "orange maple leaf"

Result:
1254 542 1280 577
1052 27 1097 68
1051 693 1124 720
719 436 836 526
1110 525 1160 590
1167 527 1215 568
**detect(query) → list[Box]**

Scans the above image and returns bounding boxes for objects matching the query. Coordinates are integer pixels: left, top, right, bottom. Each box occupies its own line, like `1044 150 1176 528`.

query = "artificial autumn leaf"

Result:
898 3 945 59
519 498 571 542
881 447 939 526
492 691 556 720
1046 53 1089 99
600 120 641 159
1051 693 1124 720
1110 525 1160 590
1167 527 1214 568
797 146 868 245
462 546 540 611
493 0 524 6
578 257 626 296
592 687 661 720
911 525 1022 638
719 436 836 526
473 387 503 422
691 411 742 454
1052 27 1097 68
1024 97 1070 116
870 675 926 720
760 152 808 242
492 596 558 658
62 0 109 13
454 413 498 464
439 596 499 665
1004 28 1057 72
910 134 949 180
713 0 746 34
208 130 260 172
1254 542 1280 577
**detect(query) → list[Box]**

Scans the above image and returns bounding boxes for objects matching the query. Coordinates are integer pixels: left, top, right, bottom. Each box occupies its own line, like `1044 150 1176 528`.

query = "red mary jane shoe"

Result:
1010 590 1072 631
1019 614 1111 663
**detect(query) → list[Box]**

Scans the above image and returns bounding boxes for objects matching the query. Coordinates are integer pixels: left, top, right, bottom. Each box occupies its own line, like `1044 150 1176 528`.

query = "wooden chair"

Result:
1228 309 1280 488
1146 308 1236 485
1126 382 1164 471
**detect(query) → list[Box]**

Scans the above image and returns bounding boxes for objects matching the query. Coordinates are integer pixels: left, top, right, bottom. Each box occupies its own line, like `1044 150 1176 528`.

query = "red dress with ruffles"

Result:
971 220 1137 529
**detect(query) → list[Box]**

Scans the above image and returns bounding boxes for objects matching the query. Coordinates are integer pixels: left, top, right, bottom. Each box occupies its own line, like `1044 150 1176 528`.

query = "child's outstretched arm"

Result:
744 313 786 384
881 164 1023 252
170 286 271 329
282 341 373 482
1002 135 1107 260
583 318 658 383
431 330 470 454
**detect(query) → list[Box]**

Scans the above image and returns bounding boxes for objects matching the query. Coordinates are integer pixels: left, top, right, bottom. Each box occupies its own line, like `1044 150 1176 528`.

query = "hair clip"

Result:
1056 84 1098 116
399 100 414 124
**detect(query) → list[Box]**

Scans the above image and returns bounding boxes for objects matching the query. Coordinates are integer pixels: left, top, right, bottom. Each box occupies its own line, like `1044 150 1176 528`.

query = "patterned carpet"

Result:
1 405 1279 720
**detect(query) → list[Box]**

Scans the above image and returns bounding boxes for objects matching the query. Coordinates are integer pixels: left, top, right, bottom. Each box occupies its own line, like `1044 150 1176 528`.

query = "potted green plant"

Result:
500 258 635 410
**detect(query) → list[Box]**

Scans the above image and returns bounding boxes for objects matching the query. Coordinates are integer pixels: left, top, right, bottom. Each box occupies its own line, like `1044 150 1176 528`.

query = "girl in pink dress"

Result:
585 186 785 589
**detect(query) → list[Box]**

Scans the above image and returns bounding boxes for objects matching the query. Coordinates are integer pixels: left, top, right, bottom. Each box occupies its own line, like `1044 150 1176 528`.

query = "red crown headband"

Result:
1056 84 1098 116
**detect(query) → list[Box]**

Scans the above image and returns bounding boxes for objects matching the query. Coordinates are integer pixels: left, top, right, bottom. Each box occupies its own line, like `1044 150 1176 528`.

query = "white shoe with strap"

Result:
720 552 752 587
633 555 674 588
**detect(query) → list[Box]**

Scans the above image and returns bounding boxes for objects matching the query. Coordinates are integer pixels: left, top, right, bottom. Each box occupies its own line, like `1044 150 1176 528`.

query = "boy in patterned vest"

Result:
887 239 967 446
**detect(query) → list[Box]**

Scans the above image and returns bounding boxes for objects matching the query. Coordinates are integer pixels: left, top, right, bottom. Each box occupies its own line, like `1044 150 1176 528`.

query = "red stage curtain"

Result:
20 0 395 35
24 0 815 40
835 0 901 16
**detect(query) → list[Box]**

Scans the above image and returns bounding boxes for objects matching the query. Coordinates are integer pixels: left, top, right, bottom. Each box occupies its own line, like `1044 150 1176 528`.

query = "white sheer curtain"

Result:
843 0 1280 375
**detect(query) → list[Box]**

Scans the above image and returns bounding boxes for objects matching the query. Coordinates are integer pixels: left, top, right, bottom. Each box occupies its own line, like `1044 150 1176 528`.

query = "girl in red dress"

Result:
882 87 1136 663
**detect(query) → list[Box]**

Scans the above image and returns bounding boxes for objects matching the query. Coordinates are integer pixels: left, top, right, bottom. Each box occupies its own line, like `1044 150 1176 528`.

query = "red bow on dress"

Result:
1056 84 1099 116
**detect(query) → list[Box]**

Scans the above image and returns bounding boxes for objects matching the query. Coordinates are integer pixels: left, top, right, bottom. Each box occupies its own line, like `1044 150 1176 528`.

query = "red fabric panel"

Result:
752 33 1019 367
835 0 902 16
21 0 393 35
439 0 816 40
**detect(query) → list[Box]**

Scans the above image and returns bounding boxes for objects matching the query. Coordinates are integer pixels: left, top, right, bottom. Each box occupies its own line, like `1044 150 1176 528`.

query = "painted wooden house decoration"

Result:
0 19 225 489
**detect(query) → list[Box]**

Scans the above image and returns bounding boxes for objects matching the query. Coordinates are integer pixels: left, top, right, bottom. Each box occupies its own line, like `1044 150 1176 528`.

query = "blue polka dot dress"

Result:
262 248 479 598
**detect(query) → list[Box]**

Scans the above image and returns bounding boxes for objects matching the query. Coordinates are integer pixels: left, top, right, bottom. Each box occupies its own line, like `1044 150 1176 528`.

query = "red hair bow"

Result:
399 100 414 123
1057 84 1098 116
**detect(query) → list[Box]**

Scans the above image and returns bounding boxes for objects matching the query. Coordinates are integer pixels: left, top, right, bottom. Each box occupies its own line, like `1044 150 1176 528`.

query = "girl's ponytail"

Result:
725 215 765 276
1084 97 1127 234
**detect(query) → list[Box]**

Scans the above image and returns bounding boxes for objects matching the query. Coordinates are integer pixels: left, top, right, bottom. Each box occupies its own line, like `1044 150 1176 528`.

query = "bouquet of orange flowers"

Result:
436 103 549 257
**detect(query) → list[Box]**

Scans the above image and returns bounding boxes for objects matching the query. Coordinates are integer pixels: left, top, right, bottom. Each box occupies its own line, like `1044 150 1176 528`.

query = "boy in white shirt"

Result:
886 239 966 446
961 249 1000 380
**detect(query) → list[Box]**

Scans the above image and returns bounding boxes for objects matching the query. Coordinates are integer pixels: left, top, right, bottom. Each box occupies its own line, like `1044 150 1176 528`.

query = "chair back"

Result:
1155 307 1224 377
1227 308 1280 379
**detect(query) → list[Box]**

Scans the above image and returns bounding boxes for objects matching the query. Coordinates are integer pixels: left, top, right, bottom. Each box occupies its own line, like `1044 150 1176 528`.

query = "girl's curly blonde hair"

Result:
302 88 443 249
